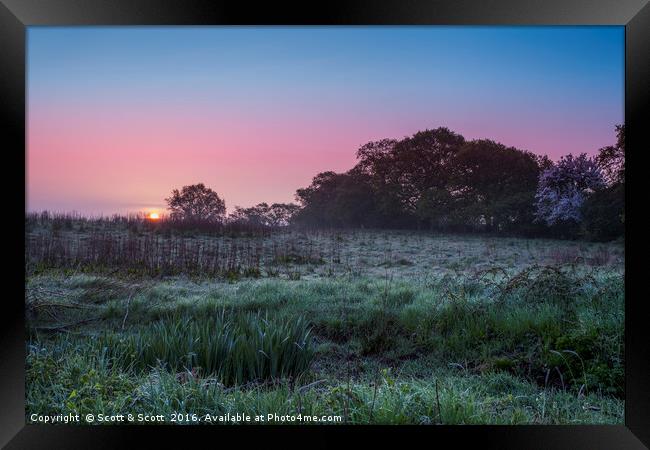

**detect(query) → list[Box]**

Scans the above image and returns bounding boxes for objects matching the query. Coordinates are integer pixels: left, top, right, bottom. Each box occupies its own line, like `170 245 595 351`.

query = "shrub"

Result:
581 184 624 242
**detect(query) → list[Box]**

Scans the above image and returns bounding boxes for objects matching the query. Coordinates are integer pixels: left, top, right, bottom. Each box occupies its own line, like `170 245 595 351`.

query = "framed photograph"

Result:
2 0 648 448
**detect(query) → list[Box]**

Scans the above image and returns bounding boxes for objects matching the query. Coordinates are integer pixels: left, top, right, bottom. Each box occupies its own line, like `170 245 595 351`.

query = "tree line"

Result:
165 125 624 241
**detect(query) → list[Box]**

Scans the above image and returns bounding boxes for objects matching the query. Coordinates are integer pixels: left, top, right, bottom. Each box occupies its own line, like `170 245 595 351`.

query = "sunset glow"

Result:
148 212 160 220
27 27 624 216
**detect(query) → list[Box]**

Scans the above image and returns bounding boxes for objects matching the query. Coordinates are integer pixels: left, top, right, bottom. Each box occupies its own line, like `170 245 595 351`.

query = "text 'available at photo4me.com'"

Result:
30 412 343 424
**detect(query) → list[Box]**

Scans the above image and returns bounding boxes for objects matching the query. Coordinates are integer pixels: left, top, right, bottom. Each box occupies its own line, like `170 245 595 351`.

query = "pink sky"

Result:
26 98 621 215
27 27 623 216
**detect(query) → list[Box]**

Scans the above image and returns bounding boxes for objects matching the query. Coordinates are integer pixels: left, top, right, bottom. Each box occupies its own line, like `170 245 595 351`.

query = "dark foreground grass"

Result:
26 260 624 424
27 348 622 424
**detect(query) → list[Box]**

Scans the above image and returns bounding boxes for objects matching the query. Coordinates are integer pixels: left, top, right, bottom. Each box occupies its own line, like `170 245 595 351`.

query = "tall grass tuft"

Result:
96 311 314 386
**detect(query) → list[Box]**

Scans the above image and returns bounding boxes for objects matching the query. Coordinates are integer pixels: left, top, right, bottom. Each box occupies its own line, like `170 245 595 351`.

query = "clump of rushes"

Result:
96 311 314 386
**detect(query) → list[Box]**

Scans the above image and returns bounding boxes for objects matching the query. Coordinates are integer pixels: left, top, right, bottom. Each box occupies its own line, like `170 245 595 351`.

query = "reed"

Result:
95 311 314 386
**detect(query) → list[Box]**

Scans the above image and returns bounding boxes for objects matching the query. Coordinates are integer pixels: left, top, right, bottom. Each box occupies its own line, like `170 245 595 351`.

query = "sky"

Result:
27 26 624 216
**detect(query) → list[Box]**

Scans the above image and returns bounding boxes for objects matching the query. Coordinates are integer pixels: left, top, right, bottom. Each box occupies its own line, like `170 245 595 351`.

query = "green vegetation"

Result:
26 230 624 424
91 311 314 386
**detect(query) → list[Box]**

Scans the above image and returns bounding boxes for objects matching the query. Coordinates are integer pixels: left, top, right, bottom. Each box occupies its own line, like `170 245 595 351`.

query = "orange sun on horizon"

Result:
148 212 160 220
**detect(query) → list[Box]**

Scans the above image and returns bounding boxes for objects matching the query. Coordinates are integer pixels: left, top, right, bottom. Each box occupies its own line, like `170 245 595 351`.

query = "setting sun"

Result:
148 212 160 220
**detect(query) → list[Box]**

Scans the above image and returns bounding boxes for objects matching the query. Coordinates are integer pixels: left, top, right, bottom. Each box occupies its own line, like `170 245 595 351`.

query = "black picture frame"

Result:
2 0 648 448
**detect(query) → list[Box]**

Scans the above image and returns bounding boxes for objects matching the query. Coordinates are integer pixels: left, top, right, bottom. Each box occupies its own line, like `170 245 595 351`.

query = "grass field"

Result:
25 228 625 424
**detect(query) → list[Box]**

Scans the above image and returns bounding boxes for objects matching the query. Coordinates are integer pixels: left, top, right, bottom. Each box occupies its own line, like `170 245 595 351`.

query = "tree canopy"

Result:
292 125 624 240
161 126 624 241
596 124 625 186
165 183 226 223
229 202 299 227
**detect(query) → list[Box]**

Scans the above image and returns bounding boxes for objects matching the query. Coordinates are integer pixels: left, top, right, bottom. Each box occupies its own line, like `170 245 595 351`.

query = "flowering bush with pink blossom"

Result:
534 154 605 227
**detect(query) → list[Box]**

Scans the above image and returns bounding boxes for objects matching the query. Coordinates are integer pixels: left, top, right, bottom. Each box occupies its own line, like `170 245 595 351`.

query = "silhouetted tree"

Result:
581 183 624 241
229 203 270 227
596 124 625 186
165 183 226 223
267 203 300 227
448 140 541 232
415 186 456 230
294 171 380 228
582 125 625 241
354 138 404 222
292 124 622 240
229 202 299 227
354 128 465 220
